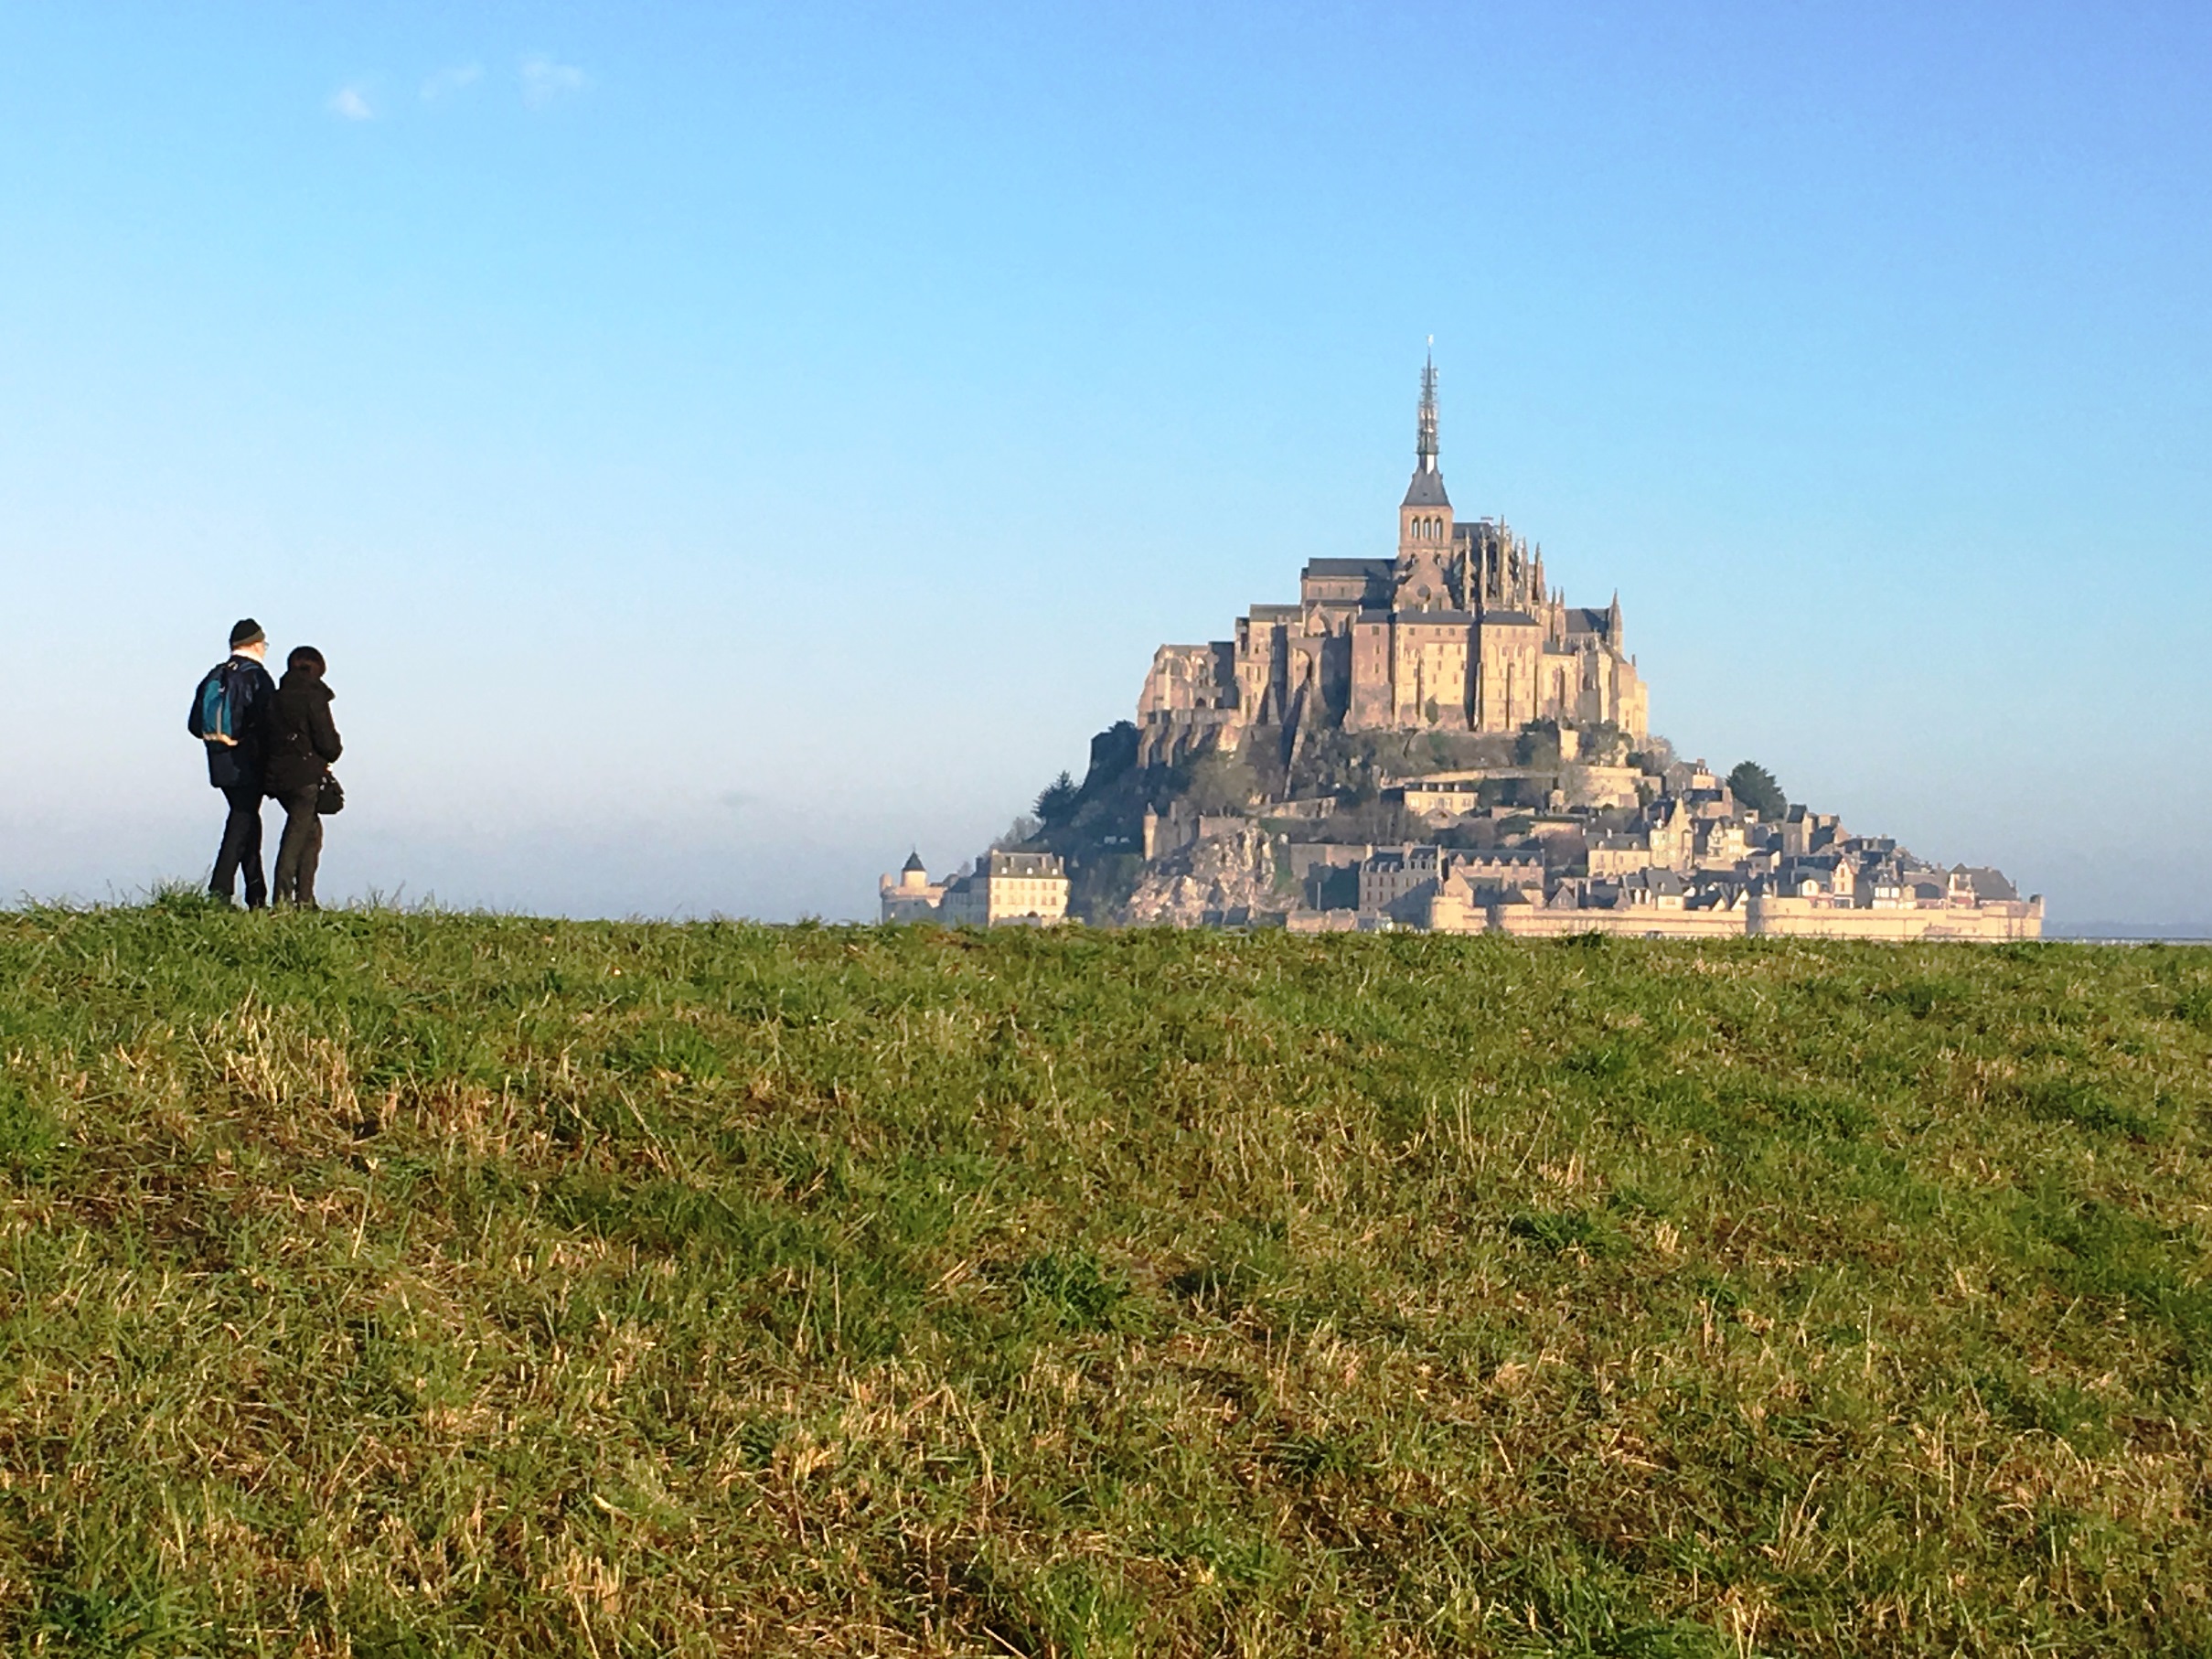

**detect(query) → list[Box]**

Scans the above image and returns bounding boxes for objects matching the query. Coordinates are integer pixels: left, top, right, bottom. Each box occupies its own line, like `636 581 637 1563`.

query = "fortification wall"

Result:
1568 765 1647 809
1485 907 1748 940
1280 842 1373 881
1136 708 1245 769
1747 898 2044 941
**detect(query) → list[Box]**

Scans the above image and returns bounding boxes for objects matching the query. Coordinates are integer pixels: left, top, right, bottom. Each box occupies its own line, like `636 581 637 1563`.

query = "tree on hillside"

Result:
1577 722 1630 766
992 815 1043 851
1515 722 1563 769
1183 748 1259 815
1035 771 1081 825
1084 722 1139 791
1726 761 1788 821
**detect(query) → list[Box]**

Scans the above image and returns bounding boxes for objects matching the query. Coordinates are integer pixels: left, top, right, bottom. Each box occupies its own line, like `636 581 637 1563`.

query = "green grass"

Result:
3 900 2211 1655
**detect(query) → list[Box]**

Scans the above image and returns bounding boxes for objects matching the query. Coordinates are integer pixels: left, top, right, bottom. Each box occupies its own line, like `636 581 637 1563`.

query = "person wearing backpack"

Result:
262 645 343 910
186 618 278 908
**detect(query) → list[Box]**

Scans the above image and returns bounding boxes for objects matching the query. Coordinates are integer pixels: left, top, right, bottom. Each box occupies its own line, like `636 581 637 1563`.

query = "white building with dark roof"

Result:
938 850 1069 928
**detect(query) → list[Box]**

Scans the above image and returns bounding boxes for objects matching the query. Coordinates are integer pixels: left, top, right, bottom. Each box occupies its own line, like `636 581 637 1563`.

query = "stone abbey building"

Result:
1138 359 1650 767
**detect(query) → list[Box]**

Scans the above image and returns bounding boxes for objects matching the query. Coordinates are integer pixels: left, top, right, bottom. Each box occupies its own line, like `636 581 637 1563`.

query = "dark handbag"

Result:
316 771 346 816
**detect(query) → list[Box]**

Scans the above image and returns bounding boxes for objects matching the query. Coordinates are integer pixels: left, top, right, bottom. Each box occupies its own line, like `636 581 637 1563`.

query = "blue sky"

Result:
3 3 2207 923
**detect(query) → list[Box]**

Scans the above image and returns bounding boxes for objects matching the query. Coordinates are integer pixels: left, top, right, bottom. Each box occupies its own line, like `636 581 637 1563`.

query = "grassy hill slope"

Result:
2 904 2209 1655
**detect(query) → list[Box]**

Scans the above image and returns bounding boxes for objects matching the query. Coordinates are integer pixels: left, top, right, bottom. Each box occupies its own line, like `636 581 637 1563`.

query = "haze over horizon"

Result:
4 4 2207 926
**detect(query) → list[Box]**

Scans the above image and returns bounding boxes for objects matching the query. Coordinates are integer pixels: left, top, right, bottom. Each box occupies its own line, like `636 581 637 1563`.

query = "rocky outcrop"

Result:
1123 825 1285 927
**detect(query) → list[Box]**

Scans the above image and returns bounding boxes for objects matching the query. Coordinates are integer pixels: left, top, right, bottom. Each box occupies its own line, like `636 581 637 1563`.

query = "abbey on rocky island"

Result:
881 354 2043 940
1138 356 1648 768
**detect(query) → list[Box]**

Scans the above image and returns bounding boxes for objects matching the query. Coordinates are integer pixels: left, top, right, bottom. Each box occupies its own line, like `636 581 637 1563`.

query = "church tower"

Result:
1397 351 1453 563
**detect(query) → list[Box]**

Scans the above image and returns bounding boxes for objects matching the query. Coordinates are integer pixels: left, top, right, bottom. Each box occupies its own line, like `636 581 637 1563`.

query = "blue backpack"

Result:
194 660 243 747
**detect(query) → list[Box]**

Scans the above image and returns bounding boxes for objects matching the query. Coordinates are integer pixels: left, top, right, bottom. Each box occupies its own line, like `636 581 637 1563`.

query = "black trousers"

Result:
210 784 266 908
272 786 325 908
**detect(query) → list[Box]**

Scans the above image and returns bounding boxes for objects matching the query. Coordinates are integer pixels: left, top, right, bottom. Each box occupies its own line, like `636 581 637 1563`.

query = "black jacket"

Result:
187 655 277 790
262 669 343 797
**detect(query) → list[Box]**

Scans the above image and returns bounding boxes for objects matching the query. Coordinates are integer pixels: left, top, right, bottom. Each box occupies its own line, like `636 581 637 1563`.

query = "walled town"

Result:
883 359 2043 938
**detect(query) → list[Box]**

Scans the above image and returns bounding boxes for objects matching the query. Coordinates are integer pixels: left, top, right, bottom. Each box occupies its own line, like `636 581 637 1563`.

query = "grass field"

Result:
2 901 2209 1655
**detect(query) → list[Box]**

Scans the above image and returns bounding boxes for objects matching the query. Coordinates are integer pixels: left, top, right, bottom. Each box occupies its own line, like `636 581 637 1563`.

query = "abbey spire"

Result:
1416 351 1439 473
1401 348 1451 516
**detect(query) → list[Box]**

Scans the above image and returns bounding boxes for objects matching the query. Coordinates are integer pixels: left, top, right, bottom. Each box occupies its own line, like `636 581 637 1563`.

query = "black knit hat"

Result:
230 617 265 648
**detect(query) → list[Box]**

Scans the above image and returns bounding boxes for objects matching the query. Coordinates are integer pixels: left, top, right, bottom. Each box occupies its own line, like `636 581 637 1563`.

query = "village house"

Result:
881 850 1069 927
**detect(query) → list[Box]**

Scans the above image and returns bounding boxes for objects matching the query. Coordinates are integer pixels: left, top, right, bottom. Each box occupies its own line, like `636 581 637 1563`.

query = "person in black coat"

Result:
262 646 343 909
186 618 277 908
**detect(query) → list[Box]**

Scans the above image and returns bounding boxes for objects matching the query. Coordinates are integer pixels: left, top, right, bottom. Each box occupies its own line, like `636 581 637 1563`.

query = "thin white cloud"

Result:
519 55 588 108
422 63 482 102
326 83 375 122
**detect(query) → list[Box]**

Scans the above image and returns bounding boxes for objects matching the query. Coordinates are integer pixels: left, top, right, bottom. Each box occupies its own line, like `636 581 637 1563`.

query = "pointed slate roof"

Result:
1402 468 1451 508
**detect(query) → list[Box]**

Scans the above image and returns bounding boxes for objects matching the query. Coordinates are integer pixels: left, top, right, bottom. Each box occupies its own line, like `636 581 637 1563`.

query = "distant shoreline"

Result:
2048 923 2212 944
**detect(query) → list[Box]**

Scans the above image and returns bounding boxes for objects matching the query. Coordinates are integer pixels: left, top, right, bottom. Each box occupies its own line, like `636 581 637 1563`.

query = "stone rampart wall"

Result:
1487 906 1748 939
1747 898 2043 941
